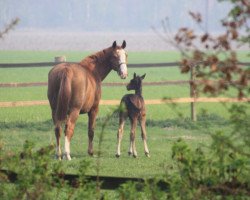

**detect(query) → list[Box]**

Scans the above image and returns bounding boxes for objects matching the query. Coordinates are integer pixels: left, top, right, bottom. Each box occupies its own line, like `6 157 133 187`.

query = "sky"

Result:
1 0 239 51
0 0 232 33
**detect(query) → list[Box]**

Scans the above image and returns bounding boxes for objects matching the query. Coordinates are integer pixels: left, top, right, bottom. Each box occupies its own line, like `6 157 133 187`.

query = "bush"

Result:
0 141 97 200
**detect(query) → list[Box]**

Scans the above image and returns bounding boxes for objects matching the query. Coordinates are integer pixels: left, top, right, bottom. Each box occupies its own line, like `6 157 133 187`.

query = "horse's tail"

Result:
56 68 72 122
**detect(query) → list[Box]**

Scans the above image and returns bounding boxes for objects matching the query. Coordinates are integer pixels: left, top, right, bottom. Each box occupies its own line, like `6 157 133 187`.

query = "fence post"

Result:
190 65 197 121
54 56 66 63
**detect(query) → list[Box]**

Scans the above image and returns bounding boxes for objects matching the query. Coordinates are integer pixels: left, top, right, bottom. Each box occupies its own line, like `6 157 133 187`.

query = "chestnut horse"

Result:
116 73 150 158
48 41 128 160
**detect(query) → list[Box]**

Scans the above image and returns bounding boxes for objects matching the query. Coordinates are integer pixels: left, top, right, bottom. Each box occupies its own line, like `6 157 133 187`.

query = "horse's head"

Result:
127 73 146 91
110 40 128 79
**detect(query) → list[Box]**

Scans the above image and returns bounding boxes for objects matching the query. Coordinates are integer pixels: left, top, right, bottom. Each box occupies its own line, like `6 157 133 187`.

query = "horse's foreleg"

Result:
140 116 150 157
129 119 137 158
116 113 126 158
64 109 79 160
88 108 98 156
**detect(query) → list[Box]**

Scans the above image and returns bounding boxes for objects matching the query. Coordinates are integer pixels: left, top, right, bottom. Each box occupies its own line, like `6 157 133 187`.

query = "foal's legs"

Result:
129 118 138 158
140 116 150 157
87 107 98 156
64 109 79 160
116 112 126 157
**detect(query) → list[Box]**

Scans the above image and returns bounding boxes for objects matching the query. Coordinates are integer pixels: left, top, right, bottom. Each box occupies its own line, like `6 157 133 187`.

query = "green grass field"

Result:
0 50 249 179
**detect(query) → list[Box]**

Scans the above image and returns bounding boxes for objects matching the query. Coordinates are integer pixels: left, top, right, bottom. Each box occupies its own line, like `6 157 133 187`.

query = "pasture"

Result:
0 50 249 179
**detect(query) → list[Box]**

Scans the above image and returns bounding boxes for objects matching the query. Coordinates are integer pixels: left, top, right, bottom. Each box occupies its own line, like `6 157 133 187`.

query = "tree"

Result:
118 1 250 199
0 18 19 39
180 0 250 98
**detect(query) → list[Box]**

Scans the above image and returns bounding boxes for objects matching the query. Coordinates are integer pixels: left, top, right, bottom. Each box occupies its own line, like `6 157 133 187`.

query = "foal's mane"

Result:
135 79 143 96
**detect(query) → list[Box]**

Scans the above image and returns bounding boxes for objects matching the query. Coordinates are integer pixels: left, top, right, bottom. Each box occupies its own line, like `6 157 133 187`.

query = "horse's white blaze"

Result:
120 64 127 77
117 49 128 79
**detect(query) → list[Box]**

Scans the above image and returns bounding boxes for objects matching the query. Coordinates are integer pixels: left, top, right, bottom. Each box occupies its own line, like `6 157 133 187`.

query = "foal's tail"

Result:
56 68 72 122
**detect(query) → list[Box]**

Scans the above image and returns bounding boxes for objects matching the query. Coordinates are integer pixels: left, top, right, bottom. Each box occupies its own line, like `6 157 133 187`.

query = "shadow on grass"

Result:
0 113 228 132
146 113 229 130
0 119 53 132
96 112 229 131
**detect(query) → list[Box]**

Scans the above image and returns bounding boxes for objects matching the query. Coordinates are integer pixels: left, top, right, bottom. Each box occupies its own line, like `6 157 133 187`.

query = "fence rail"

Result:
0 98 249 108
0 62 181 68
0 61 249 68
0 80 190 88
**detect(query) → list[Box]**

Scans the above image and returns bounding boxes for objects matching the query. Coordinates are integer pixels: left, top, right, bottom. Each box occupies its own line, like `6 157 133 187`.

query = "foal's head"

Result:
109 41 128 79
127 73 146 94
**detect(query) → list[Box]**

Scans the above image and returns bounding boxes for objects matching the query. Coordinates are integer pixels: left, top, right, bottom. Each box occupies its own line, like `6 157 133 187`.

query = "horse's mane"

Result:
79 47 112 70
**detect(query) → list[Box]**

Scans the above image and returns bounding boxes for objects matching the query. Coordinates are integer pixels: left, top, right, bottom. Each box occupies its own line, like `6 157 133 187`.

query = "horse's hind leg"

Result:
140 116 150 157
87 107 98 156
52 110 62 160
55 123 62 160
116 112 126 158
64 109 79 160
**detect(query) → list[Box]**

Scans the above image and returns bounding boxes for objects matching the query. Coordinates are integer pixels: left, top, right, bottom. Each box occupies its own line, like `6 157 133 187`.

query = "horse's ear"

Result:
121 40 126 49
112 41 117 48
133 72 136 78
141 74 146 80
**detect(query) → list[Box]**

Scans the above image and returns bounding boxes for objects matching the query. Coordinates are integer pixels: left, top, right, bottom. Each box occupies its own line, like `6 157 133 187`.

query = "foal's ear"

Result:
112 41 117 48
133 72 136 79
141 74 146 80
121 40 126 49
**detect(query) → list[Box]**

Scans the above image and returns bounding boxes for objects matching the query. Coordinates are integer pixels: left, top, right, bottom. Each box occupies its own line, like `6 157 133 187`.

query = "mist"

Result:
0 0 233 51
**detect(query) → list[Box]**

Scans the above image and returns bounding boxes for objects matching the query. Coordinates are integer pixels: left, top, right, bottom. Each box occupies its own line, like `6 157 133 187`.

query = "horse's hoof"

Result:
65 156 72 160
55 155 62 160
88 152 94 157
145 152 150 158
115 154 120 158
133 154 137 158
63 154 72 160
128 152 132 156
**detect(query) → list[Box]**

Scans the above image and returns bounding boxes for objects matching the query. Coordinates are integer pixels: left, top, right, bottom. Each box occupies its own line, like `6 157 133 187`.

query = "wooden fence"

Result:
1 60 250 121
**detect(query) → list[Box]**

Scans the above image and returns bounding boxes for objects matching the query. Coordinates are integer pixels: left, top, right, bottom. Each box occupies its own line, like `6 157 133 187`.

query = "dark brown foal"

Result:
116 73 150 158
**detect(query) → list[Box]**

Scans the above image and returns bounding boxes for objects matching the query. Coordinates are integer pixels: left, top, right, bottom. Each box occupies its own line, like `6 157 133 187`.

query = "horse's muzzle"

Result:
119 63 128 79
120 73 128 79
126 84 132 90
